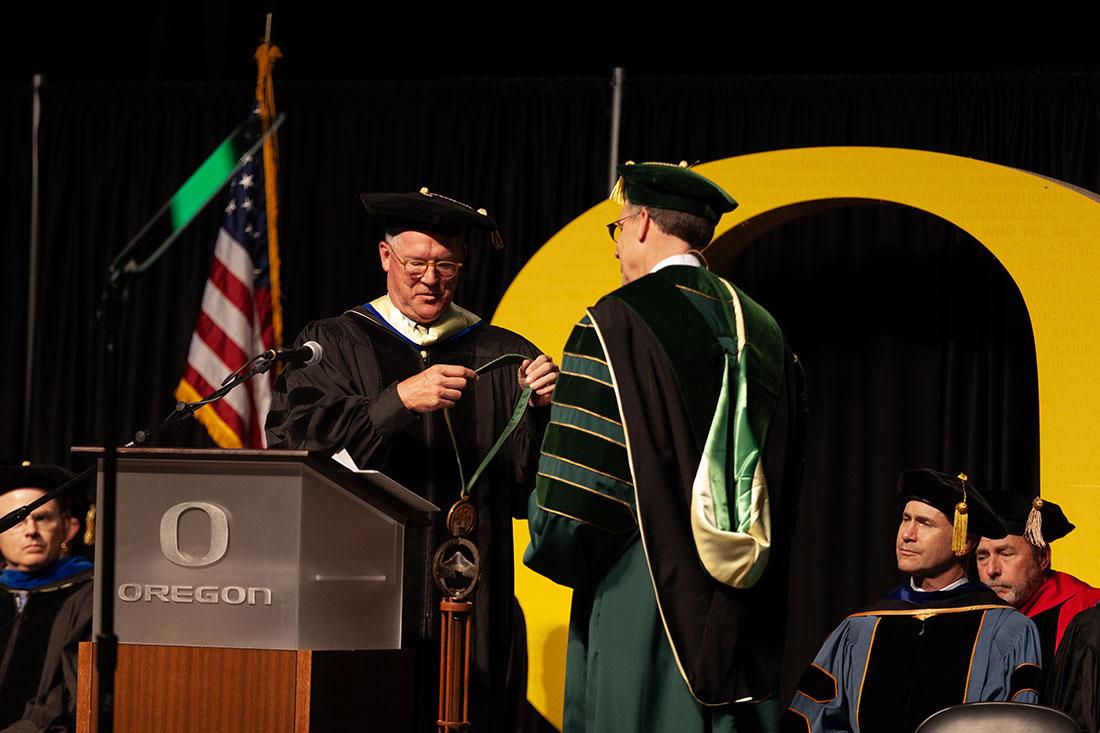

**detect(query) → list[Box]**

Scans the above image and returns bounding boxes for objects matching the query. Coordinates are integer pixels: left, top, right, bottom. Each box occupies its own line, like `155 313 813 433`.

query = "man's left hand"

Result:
519 355 559 408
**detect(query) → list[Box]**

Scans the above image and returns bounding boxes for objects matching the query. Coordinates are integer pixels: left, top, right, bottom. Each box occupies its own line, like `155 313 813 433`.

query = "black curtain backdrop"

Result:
2 70 1096 708
717 205 1038 700
1 84 31 454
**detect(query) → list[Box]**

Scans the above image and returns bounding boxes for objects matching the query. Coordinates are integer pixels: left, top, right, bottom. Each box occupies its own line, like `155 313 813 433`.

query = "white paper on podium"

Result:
332 449 439 513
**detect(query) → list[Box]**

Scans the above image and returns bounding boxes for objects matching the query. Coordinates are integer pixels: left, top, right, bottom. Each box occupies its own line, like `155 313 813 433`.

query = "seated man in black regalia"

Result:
976 495 1100 674
784 469 1041 733
0 463 94 731
266 189 558 731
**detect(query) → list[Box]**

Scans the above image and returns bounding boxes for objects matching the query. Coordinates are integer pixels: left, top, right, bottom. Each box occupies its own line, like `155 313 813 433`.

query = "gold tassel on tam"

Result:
1024 496 1046 548
609 176 626 204
951 472 970 556
610 160 634 203
84 504 96 546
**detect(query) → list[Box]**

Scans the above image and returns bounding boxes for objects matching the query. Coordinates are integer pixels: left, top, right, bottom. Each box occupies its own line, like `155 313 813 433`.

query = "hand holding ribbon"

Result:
519 354 559 407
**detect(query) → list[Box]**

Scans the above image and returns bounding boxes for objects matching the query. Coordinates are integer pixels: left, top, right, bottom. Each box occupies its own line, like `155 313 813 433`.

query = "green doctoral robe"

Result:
525 266 807 732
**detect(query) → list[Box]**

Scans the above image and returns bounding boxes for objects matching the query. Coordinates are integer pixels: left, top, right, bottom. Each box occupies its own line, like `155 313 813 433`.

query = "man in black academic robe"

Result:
266 190 557 731
0 464 94 731
976 496 1100 686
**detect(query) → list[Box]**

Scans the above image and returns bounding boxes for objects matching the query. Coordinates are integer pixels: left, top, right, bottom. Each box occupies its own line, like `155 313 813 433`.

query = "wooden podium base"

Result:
76 643 414 732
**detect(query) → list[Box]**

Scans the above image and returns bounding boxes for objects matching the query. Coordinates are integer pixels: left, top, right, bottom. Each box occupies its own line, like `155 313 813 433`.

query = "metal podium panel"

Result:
94 457 404 650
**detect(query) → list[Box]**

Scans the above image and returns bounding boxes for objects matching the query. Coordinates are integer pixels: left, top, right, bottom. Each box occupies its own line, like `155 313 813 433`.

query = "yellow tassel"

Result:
951 472 970 555
1024 497 1046 548
84 504 96 547
952 501 969 555
609 176 625 204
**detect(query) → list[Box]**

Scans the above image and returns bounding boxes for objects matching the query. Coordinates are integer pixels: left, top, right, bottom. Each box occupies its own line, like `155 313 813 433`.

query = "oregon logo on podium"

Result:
159 501 230 568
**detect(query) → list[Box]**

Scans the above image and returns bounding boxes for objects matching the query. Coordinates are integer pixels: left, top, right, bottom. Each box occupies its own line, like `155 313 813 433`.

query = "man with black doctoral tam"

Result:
265 189 558 731
0 463 93 731
525 162 808 731
783 469 1041 733
976 494 1100 669
976 494 1100 727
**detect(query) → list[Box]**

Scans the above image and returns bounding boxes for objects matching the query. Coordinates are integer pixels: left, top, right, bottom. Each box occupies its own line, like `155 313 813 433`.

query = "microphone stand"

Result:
0 357 276 544
94 279 276 731
96 268 125 731
92 111 284 732
128 355 275 447
0 466 97 534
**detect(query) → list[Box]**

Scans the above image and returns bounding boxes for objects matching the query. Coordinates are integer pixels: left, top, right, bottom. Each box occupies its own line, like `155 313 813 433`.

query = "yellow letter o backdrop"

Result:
493 146 1100 727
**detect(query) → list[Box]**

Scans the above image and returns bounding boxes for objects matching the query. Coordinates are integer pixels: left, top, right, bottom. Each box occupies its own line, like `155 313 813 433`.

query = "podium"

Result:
74 448 433 732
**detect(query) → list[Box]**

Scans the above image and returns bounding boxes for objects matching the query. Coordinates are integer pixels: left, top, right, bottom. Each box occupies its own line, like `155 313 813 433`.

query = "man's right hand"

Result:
396 364 478 413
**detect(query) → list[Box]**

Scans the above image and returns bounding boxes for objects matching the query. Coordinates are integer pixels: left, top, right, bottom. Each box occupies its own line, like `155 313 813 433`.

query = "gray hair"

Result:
384 228 465 254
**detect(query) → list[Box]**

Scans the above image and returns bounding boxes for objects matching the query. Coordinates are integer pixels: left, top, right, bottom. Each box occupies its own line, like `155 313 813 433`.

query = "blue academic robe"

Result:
783 582 1041 733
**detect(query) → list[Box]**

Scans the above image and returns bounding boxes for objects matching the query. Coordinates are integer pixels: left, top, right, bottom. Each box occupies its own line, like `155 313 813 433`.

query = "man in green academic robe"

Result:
524 162 808 731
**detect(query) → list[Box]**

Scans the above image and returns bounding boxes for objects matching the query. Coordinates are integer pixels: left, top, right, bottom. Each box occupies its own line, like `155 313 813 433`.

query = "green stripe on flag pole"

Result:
170 139 240 231
109 113 284 281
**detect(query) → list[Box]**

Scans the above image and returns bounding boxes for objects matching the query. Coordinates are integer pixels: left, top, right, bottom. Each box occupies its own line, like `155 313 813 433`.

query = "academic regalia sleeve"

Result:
1047 605 1100 732
523 314 637 589
979 610 1042 704
494 333 551 520
265 319 419 462
782 620 856 733
505 405 549 519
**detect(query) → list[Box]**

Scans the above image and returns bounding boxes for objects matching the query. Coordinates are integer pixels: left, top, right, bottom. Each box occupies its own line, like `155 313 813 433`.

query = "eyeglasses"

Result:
606 212 642 243
388 246 464 281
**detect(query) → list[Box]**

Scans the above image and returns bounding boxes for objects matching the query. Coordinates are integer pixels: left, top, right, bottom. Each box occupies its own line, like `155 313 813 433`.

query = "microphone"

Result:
263 340 323 366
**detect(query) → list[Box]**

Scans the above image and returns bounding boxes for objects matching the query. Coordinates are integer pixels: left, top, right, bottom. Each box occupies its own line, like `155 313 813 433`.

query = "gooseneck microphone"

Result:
262 340 323 366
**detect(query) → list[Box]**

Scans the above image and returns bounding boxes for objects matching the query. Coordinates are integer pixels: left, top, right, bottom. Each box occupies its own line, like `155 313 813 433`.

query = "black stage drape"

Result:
1 84 32 453
719 205 1038 700
5 77 610 462
2 71 1098 709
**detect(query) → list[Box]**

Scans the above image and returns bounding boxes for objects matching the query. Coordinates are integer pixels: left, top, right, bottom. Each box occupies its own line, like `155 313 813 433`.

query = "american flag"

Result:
175 48 283 448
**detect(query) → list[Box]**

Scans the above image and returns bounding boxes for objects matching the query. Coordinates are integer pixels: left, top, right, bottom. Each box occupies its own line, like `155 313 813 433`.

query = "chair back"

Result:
915 702 1079 733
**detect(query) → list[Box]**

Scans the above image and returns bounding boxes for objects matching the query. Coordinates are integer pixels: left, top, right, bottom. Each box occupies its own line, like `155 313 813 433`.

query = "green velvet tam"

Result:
611 161 738 223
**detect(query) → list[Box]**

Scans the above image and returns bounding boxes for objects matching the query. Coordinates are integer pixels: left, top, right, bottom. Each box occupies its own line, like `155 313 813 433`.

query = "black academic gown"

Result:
0 569 93 730
1047 604 1100 733
266 304 547 731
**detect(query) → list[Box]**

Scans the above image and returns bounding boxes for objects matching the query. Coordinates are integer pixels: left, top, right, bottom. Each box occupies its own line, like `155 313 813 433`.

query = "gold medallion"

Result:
446 497 477 538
